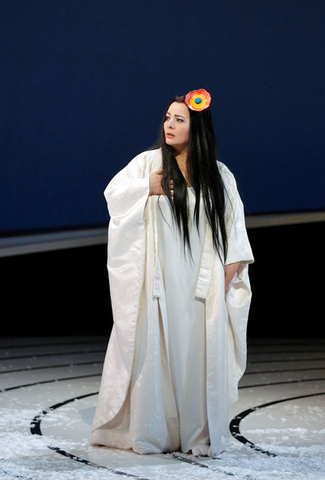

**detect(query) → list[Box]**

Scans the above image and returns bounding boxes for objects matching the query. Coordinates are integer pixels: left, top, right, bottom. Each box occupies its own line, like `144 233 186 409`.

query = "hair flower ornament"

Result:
185 88 211 111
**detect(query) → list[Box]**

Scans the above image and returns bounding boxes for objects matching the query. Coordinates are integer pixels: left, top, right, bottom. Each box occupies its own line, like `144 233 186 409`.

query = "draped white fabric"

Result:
90 148 254 457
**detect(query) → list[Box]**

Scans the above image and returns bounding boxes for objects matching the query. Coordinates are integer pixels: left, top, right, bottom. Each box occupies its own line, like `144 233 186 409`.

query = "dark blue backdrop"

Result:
1 0 324 233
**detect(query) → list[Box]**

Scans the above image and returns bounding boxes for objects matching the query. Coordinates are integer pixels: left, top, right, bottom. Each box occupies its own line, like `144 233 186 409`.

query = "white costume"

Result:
90 148 253 458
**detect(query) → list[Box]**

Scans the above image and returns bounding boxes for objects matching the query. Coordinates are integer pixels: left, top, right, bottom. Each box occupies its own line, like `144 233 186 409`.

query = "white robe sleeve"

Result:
104 152 150 219
104 152 150 363
91 150 161 431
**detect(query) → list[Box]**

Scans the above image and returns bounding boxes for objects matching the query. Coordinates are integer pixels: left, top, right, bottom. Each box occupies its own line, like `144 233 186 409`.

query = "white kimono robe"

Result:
90 148 254 458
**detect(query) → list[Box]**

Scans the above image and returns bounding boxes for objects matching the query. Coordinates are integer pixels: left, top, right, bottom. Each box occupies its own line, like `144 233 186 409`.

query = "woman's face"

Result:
164 102 190 155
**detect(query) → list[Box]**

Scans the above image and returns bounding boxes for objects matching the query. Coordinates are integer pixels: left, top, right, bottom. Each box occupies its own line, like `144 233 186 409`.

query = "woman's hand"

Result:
225 262 241 293
149 170 174 197
149 170 164 196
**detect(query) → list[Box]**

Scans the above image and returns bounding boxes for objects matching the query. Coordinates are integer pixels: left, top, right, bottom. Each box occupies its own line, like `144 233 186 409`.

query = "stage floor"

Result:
0 335 324 480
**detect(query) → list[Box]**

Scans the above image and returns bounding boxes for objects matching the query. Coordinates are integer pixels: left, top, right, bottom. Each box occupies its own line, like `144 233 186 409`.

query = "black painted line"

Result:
0 349 106 362
239 376 325 389
47 445 150 480
2 369 324 397
0 360 104 375
0 339 108 350
248 356 325 364
229 391 325 457
248 348 325 355
171 454 241 477
3 373 323 395
244 366 325 375
3 361 323 379
30 392 149 480
0 373 101 392
3 359 322 475
30 392 245 479
248 341 325 347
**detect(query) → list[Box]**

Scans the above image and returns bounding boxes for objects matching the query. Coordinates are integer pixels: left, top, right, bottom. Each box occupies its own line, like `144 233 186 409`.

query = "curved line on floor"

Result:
229 391 325 457
30 391 149 480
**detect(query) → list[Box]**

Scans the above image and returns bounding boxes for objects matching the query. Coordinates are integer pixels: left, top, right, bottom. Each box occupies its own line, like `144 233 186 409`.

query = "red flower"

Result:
185 89 211 111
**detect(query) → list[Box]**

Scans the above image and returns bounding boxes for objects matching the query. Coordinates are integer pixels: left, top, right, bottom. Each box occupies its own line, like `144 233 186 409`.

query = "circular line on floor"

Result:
229 391 325 457
30 391 149 480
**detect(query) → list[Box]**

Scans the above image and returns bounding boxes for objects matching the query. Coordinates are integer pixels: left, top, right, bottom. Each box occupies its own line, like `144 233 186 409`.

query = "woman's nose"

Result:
168 118 175 128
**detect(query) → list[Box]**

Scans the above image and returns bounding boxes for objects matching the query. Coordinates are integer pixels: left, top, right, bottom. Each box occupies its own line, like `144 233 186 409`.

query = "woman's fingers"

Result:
149 171 175 197
169 180 174 197
149 170 164 195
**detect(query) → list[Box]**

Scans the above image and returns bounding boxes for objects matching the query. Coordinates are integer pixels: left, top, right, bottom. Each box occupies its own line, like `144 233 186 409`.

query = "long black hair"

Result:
158 95 228 263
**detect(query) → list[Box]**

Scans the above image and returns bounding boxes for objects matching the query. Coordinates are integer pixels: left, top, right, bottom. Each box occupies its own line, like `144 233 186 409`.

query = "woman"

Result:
90 88 254 458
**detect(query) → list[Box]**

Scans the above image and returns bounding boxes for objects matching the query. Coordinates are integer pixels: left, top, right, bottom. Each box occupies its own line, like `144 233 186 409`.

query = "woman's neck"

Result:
175 145 188 166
